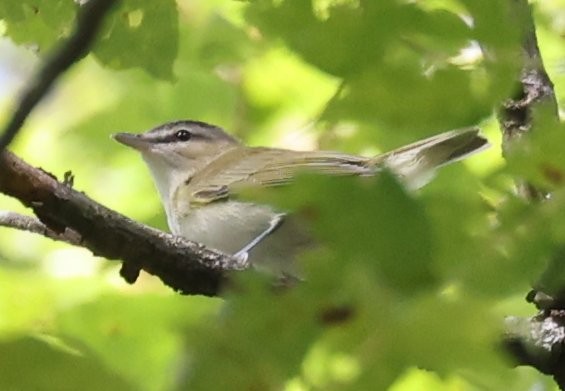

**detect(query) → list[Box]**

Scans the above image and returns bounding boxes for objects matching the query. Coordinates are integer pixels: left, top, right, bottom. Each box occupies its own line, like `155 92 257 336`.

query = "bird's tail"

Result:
370 127 489 189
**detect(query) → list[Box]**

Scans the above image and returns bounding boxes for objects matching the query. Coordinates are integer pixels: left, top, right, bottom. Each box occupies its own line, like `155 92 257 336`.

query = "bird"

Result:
113 120 488 276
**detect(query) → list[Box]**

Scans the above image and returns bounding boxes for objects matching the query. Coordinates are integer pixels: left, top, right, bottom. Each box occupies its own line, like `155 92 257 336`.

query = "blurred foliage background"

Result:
1 0 565 389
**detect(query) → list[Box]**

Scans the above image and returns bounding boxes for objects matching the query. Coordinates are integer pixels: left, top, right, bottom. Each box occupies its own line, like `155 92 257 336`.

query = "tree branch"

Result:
496 1 565 388
0 0 252 296
498 0 558 201
504 311 565 383
0 150 249 296
0 211 81 246
0 0 117 150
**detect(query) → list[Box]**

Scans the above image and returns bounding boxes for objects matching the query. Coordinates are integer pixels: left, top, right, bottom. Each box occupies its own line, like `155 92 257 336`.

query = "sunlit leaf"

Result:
93 0 178 80
0 0 75 52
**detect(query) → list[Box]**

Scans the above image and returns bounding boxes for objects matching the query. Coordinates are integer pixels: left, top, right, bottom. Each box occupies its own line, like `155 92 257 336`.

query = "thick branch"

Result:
496 1 565 388
0 0 116 150
504 312 565 378
498 0 558 200
0 151 249 296
0 0 251 296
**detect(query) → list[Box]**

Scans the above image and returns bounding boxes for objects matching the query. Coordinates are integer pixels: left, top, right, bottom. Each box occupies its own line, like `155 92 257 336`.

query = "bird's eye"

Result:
175 129 191 141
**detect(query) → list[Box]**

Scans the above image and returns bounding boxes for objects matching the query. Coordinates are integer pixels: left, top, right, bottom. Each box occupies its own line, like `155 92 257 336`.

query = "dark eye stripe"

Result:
153 132 208 144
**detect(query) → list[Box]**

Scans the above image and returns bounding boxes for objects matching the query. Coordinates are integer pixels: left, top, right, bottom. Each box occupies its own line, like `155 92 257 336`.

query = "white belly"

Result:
169 201 279 255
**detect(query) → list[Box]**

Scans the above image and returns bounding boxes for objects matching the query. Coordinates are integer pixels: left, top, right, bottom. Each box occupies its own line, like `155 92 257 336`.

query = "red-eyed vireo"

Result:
113 121 488 276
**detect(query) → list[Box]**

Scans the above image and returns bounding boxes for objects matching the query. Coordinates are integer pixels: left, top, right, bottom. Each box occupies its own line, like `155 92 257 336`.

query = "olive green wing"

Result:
183 126 487 205
185 147 373 205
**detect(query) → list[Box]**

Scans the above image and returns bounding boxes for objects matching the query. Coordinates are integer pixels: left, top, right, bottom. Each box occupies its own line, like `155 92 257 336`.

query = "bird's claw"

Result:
233 250 249 268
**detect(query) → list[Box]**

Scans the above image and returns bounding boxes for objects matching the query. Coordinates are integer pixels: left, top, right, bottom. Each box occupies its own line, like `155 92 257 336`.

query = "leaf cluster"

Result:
1 0 564 390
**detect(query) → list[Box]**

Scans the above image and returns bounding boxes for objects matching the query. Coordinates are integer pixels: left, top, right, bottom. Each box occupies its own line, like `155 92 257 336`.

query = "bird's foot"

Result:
233 250 249 269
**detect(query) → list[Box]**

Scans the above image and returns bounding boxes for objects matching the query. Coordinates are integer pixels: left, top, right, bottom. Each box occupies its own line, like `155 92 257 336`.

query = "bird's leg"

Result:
233 213 285 262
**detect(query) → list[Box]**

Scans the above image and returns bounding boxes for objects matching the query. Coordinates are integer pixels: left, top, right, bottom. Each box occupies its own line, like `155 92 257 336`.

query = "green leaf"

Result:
247 0 521 134
252 172 436 294
0 336 135 391
58 294 221 391
0 0 75 52
183 276 322 390
247 0 471 78
93 0 178 81
327 65 494 135
317 173 437 293
505 113 565 190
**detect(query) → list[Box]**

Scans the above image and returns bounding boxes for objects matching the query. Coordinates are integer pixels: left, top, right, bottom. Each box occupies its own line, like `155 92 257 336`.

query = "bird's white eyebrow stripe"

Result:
146 120 239 143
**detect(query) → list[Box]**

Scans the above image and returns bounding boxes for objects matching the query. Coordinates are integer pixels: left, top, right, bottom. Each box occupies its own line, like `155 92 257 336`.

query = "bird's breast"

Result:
169 200 280 254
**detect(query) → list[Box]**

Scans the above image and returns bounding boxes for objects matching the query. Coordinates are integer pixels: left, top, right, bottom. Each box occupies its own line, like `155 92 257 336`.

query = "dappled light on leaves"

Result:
0 0 564 390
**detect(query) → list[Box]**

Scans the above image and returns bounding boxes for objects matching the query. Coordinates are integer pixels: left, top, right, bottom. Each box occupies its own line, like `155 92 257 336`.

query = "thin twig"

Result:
0 0 117 150
0 210 82 245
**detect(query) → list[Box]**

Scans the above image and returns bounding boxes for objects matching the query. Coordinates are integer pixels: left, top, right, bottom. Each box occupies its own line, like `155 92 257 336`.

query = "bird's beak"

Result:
112 132 151 151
